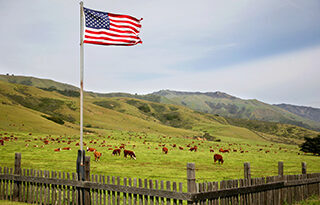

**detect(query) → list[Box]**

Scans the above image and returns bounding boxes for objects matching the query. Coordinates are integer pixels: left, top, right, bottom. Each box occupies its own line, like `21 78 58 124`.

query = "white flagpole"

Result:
79 1 84 164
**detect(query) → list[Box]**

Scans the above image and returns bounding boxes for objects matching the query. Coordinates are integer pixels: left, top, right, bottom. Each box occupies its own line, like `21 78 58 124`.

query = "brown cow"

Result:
210 149 214 153
54 148 61 152
124 150 136 160
213 154 224 164
62 147 71 150
87 147 96 152
112 149 121 156
162 147 168 154
189 146 197 152
94 151 102 161
179 146 184 150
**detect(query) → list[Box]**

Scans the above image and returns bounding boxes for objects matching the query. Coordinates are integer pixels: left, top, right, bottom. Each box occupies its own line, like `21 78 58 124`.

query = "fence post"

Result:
244 162 251 179
302 162 307 174
84 156 91 205
13 153 21 201
278 161 284 177
187 163 196 204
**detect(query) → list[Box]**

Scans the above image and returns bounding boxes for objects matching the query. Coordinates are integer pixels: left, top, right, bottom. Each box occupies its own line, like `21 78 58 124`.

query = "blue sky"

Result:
0 0 320 107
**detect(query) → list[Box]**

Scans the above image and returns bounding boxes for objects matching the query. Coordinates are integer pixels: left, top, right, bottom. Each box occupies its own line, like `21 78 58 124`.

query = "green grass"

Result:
293 195 320 205
0 200 29 205
1 130 320 192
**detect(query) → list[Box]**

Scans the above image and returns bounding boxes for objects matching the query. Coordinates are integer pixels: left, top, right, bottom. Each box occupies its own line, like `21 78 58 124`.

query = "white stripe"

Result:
85 27 138 37
84 38 139 45
110 21 141 31
109 25 139 35
84 33 139 42
108 16 140 25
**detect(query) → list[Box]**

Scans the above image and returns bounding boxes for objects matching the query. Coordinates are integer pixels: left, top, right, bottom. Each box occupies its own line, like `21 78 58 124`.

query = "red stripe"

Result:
85 35 140 44
110 23 139 33
109 27 138 35
110 19 141 28
84 40 141 46
85 29 140 40
108 13 141 23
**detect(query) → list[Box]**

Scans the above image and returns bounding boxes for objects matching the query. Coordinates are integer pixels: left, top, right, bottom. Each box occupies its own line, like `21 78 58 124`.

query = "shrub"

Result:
300 135 320 155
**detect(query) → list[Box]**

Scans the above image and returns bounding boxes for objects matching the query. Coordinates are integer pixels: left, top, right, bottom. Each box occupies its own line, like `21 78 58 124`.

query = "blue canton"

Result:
84 7 110 30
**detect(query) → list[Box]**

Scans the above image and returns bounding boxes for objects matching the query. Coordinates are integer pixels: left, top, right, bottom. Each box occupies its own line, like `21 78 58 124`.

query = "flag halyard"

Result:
83 7 142 46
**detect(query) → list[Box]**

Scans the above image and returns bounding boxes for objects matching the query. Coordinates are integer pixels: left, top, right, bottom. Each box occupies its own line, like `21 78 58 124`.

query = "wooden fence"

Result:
0 153 319 205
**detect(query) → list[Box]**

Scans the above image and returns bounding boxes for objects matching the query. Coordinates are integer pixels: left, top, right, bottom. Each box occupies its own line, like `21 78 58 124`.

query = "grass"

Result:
1 130 320 192
0 200 29 205
293 195 320 205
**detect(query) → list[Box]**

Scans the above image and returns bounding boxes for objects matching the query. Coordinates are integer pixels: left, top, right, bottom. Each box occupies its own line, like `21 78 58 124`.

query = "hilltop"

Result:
151 90 320 132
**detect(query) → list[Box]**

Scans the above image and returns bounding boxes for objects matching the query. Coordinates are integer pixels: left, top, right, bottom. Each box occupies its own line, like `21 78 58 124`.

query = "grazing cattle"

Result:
124 150 136 160
108 148 113 150
54 148 61 152
0 139 4 145
112 149 121 156
179 146 184 150
87 147 96 152
210 149 214 153
219 148 229 153
162 147 168 154
33 145 38 148
189 146 197 152
94 151 102 161
233 149 237 152
62 147 71 150
213 154 224 164
119 144 125 149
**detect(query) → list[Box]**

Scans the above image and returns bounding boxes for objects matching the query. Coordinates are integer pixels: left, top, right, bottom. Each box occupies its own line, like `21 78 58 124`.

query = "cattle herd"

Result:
0 131 303 166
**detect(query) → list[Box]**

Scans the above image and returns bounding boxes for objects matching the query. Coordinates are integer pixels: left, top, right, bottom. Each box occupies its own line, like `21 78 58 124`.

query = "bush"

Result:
41 115 64 125
300 135 320 155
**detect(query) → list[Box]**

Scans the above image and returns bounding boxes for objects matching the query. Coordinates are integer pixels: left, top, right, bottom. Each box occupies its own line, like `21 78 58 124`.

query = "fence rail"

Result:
0 153 319 205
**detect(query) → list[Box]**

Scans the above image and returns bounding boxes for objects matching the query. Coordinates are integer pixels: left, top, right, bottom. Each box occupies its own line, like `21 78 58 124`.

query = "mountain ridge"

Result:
1 74 320 132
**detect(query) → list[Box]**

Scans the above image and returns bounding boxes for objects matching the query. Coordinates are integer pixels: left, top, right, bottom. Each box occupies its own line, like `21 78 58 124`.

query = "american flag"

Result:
83 7 142 46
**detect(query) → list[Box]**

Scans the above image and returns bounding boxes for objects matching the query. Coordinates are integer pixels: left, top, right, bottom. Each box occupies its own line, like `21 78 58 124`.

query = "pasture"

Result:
0 130 320 191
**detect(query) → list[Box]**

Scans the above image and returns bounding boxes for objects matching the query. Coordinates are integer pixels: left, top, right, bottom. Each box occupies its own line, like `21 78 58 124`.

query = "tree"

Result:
300 135 320 155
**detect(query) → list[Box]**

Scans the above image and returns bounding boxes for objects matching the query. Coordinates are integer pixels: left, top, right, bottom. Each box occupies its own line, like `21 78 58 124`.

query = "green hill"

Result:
151 90 320 131
0 75 319 144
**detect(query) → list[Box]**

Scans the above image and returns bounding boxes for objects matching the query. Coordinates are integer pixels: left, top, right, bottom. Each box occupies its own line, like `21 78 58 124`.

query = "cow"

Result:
124 150 136 160
0 139 4 145
213 154 224 164
179 146 184 150
189 146 197 152
219 148 229 153
62 147 71 150
87 147 96 152
112 149 121 156
94 151 102 161
162 147 168 154
210 149 214 153
54 148 61 152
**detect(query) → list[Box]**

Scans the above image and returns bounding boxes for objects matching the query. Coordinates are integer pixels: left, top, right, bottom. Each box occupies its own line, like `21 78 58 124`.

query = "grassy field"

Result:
1 130 319 192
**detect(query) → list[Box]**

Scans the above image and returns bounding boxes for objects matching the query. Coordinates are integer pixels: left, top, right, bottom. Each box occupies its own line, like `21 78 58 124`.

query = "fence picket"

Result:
149 180 154 205
138 178 142 205
133 178 137 205
117 176 120 205
144 179 149 205
72 173 76 205
179 182 183 205
128 178 132 205
107 176 111 205
155 180 159 205
161 180 165 205
166 181 171 205
99 175 103 205
172 182 177 205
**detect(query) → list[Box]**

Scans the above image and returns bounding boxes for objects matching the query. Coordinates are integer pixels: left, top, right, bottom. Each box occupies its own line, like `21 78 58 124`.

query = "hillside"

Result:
0 80 267 141
151 90 320 131
275 103 320 123
0 75 319 143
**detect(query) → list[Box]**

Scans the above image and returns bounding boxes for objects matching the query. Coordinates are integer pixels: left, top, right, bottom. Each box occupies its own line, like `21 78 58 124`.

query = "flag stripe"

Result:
83 7 142 46
108 13 141 23
85 35 139 44
85 29 140 40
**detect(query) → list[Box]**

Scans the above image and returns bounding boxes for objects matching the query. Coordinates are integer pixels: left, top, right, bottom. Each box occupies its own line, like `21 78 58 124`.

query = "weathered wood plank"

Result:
139 178 143 205
128 178 132 205
103 175 106 205
107 176 111 205
133 178 137 205
145 179 149 205
149 180 154 205
155 180 159 205
172 182 177 205
166 181 171 205
179 182 183 205
161 180 165 205
117 176 120 205
112 176 116 205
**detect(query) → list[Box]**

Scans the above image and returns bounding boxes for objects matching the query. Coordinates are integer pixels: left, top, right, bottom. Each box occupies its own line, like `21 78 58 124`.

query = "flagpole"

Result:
79 1 84 164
